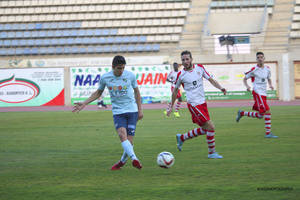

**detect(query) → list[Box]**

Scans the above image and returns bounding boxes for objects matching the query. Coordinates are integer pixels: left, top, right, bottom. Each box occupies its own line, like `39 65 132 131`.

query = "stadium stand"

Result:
0 0 191 56
290 0 300 38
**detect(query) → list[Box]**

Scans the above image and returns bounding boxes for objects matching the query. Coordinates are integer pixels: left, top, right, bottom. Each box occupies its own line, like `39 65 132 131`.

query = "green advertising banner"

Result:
0 68 64 107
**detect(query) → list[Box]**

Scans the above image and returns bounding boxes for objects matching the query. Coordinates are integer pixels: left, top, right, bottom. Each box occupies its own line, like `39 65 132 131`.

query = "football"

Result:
157 151 175 168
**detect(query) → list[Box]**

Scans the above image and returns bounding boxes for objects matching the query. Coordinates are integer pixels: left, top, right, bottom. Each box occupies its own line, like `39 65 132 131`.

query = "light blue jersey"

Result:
98 70 138 115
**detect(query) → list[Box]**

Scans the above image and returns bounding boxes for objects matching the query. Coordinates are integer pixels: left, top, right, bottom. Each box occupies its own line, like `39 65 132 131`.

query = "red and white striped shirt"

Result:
175 64 211 106
245 65 271 96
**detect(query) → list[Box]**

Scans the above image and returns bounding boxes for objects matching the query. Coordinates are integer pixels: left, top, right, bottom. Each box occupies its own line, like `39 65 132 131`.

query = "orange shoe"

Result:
132 159 142 170
111 161 125 170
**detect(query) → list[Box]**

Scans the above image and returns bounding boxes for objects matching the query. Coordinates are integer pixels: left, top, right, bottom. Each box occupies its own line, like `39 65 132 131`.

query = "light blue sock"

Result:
120 151 128 163
121 140 137 160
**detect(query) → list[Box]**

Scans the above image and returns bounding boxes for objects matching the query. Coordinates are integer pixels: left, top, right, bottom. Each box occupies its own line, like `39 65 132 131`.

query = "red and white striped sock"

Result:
264 113 271 135
241 111 263 119
166 103 171 112
206 130 216 154
175 101 181 112
181 127 207 141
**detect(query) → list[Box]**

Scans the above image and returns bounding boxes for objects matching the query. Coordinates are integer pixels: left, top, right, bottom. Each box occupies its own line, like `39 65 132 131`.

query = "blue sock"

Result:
121 140 137 160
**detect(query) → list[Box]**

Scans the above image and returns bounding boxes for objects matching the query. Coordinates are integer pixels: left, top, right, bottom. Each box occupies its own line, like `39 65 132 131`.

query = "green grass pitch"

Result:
0 106 299 200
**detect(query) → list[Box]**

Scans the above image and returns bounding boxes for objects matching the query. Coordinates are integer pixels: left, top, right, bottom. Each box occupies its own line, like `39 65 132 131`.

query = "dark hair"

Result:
112 55 126 66
173 62 178 66
256 52 264 57
181 50 192 58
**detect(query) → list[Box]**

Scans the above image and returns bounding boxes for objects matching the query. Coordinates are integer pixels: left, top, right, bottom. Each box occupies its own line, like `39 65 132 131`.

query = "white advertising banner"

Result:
70 65 171 104
0 68 64 107
203 62 277 99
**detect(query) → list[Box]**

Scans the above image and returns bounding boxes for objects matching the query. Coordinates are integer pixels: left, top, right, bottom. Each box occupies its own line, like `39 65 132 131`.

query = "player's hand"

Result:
138 110 144 120
221 88 227 95
72 102 86 113
246 86 251 92
166 107 173 117
270 86 274 90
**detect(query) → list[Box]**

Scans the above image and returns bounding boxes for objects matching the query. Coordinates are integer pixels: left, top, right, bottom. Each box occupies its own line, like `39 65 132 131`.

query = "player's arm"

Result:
166 73 173 83
243 77 251 92
208 77 226 95
167 87 178 116
134 87 143 120
268 78 274 90
72 89 103 113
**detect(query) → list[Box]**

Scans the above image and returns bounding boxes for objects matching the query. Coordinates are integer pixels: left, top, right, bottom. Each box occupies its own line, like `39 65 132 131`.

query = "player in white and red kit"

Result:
164 62 182 117
167 50 227 159
236 52 278 138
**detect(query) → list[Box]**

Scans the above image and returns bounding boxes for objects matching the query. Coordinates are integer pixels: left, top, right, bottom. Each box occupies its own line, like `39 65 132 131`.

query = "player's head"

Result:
112 55 126 76
181 50 193 70
173 62 179 71
256 52 265 66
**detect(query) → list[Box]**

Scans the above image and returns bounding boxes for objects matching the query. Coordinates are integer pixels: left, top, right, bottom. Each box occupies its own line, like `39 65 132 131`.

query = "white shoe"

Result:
208 152 223 159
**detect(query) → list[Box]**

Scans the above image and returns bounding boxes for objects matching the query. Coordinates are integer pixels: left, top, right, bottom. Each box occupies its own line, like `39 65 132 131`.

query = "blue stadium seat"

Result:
0 32 8 38
27 39 34 46
66 38 74 45
128 45 135 52
35 23 43 30
79 47 86 54
64 47 71 54
39 31 47 37
144 44 152 51
56 47 64 54
4 24 11 30
39 47 47 54
23 48 31 55
95 46 103 53
6 48 14 55
71 47 79 54
102 29 110 35
79 29 86 36
86 46 95 53
152 44 160 51
3 40 11 46
74 22 82 28
15 48 23 55
32 48 38 55
103 46 111 52
86 29 94 36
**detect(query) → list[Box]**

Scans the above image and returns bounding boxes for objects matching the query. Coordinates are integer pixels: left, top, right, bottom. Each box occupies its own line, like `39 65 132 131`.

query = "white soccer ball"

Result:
157 151 175 168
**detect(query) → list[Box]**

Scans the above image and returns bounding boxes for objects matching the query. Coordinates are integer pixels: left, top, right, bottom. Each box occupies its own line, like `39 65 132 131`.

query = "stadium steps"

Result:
174 0 211 55
263 0 294 52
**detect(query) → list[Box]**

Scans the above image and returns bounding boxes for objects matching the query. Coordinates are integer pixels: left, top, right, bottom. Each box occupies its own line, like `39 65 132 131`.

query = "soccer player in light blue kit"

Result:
72 55 143 170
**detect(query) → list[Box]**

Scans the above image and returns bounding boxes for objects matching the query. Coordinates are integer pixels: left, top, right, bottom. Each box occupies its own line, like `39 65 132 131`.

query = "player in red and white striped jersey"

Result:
167 50 227 159
164 62 182 118
236 52 278 138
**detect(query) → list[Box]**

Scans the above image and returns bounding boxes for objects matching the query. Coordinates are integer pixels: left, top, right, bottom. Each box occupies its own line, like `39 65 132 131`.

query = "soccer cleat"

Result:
163 110 167 116
111 160 126 170
132 159 142 169
236 110 243 122
208 152 223 159
264 133 278 138
176 134 183 151
174 112 180 118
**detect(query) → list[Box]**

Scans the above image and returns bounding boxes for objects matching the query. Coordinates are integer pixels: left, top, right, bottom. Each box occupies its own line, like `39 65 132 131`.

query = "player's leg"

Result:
263 100 278 138
236 91 263 122
126 112 142 169
111 113 139 170
173 92 182 118
202 119 223 159
176 103 207 151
